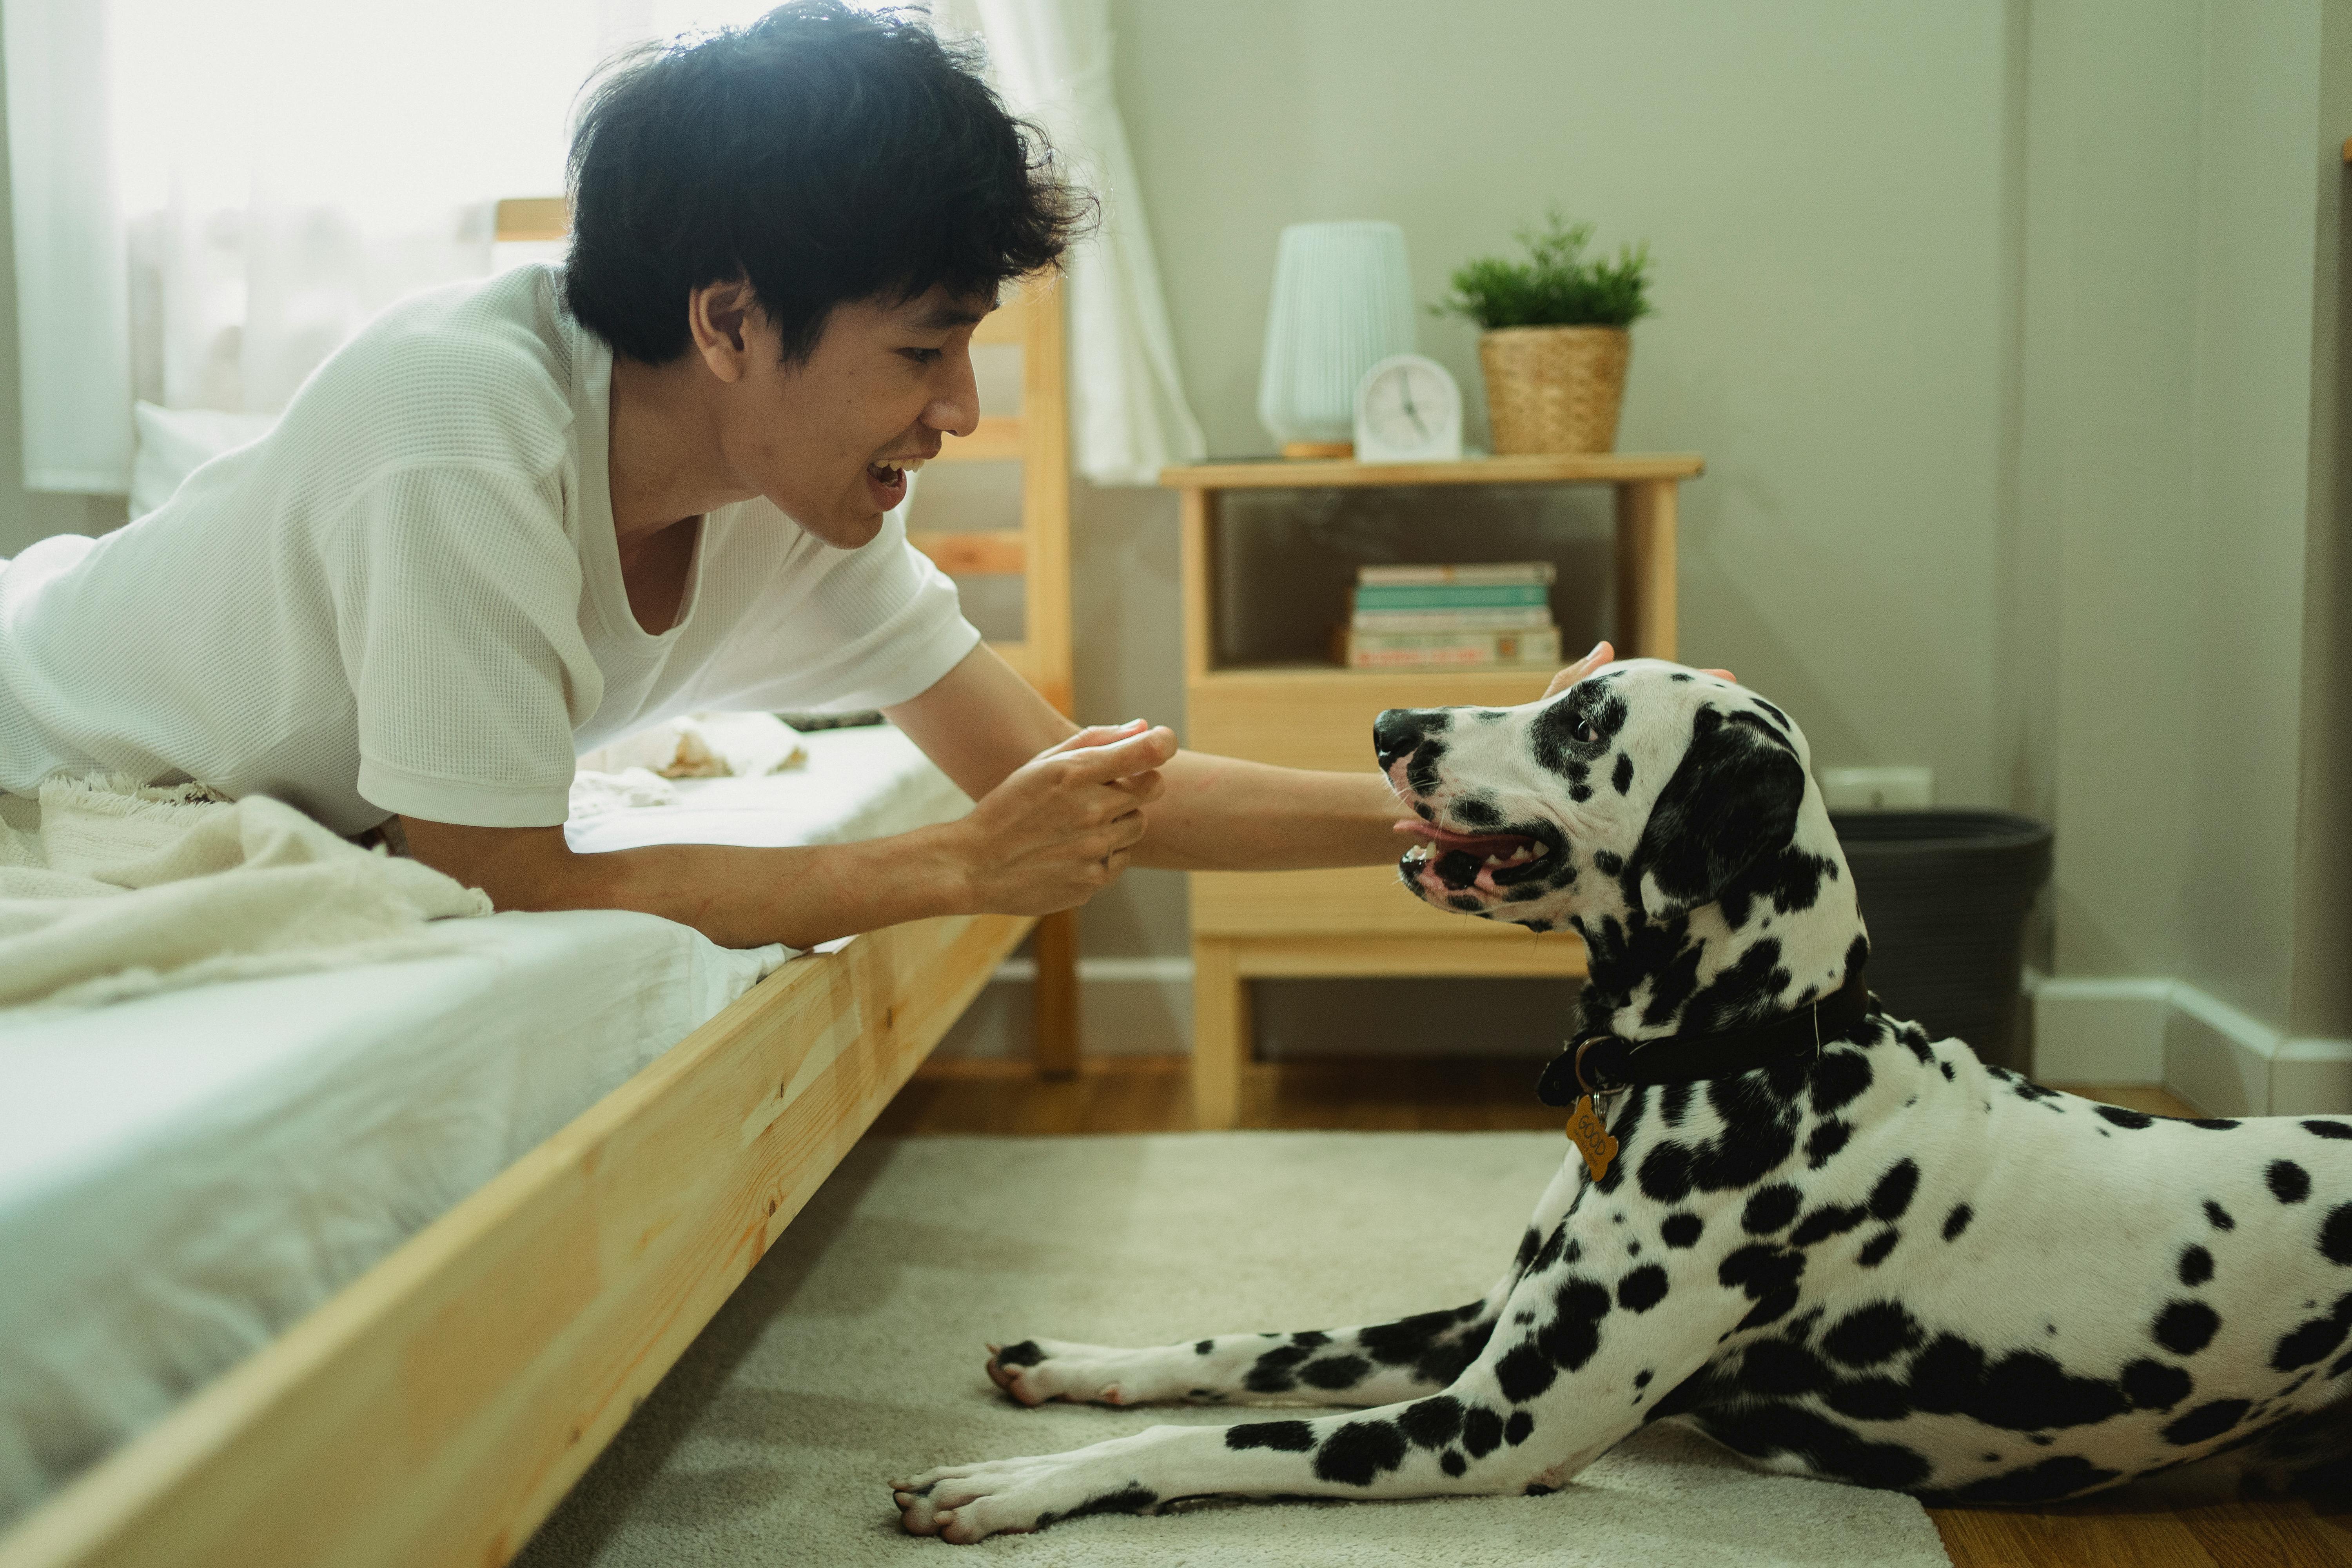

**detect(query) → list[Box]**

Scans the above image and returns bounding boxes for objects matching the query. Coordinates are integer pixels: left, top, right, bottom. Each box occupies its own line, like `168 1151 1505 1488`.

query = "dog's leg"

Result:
898 1180 1726 1543
985 1158 1591 1411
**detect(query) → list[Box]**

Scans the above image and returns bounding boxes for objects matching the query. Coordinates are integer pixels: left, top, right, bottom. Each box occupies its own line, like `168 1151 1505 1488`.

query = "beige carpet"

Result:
516 1132 1951 1567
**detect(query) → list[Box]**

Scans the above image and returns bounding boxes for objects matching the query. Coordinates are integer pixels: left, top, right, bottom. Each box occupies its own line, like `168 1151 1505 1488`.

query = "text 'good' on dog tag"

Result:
1566 1095 1619 1181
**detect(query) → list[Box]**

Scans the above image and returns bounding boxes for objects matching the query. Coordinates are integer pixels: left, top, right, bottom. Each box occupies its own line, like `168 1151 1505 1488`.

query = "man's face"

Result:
719 285 990 548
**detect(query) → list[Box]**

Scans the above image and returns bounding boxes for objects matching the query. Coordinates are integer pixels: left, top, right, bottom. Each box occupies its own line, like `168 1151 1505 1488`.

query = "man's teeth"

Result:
871 457 927 475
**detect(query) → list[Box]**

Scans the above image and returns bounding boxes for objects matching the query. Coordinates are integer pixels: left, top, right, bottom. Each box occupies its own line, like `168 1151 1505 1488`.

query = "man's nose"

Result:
926 349 981 440
1374 708 1439 771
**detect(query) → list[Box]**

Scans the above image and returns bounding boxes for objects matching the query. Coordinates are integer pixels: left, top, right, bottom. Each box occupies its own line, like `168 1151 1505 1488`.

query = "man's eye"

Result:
900 347 942 365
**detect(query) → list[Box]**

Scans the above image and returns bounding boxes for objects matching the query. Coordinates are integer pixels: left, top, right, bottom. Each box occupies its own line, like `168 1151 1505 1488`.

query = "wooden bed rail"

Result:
0 911 1031 1568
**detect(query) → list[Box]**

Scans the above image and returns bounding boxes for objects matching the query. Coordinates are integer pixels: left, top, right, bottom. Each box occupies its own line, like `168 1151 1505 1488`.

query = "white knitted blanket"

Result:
0 776 490 1010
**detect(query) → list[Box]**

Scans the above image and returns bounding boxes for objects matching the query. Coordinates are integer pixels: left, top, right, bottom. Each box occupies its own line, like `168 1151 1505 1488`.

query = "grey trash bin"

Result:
1827 811 2054 1073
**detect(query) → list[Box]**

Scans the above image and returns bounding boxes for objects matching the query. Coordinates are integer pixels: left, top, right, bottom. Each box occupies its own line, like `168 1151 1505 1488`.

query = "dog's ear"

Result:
1631 708 1805 918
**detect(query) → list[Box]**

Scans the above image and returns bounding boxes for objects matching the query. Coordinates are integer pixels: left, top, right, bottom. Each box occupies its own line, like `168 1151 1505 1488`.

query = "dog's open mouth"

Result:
1397 821 1555 894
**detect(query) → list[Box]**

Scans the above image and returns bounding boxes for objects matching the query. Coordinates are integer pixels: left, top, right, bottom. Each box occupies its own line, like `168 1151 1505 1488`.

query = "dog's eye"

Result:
1574 718 1599 744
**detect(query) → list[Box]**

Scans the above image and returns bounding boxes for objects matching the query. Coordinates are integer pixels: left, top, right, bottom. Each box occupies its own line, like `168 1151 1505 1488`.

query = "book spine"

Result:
1352 583 1551 610
1356 561 1557 587
1345 627 1563 668
1351 607 1554 632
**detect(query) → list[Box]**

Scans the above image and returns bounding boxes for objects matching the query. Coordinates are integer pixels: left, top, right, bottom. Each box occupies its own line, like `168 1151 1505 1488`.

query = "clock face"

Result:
1355 354 1463 463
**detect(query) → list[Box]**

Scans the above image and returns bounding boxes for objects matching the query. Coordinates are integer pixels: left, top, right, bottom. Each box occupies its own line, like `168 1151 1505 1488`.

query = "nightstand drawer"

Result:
1190 863 1585 950
1187 667 1560 772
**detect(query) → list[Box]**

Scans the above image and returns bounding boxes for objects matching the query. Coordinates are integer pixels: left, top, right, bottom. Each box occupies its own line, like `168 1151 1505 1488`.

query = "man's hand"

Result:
1544 640 1735 699
938 719 1177 915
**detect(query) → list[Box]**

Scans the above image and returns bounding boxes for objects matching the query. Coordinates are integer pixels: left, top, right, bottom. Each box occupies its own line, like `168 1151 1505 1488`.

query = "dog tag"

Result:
1566 1095 1619 1181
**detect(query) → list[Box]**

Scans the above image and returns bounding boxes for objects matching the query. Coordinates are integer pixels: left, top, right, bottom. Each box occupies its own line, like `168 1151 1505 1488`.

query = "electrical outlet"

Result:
1819 766 1933 811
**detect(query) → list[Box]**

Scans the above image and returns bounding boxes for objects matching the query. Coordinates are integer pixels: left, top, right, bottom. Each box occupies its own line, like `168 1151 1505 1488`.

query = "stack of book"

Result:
1341 561 1561 669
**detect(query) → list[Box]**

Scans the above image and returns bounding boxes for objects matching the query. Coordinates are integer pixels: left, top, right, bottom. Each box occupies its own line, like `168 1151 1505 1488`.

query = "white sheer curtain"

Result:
953 0 1204 484
3 0 1196 494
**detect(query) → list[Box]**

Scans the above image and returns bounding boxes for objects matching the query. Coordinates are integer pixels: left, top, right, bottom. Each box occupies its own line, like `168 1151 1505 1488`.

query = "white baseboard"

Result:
2030 974 2352 1114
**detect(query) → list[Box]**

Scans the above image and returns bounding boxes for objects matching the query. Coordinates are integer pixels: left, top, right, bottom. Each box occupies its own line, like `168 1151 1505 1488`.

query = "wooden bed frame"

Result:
0 219 1084 1567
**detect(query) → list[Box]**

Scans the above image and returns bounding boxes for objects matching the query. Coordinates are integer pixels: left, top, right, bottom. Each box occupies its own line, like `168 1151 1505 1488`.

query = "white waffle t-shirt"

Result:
0 264 981 834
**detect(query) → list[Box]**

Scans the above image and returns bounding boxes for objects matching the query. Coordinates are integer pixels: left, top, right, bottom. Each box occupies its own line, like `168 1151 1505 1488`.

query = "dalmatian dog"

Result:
890 659 2352 1543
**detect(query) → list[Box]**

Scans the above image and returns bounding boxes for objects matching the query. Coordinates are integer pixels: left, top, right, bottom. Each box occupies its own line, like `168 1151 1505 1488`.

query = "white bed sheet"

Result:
0 724 968 1528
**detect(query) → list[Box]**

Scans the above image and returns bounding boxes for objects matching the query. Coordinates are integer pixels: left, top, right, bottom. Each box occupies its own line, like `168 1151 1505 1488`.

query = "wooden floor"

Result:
870 1057 2352 1567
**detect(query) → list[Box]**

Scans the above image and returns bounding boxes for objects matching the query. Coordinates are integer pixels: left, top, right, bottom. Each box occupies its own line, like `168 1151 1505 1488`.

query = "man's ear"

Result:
687 278 757 382
1631 708 1806 918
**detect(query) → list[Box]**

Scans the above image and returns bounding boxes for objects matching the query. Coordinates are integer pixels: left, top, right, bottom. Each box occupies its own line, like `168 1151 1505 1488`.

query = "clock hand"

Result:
1399 372 1428 438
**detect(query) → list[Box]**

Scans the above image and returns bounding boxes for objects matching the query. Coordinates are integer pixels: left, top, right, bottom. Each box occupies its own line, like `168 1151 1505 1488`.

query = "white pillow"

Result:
130 402 278 518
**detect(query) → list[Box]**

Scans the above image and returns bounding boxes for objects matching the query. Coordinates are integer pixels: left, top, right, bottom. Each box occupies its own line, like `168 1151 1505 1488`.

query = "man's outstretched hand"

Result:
941 719 1177 916
1544 640 1736 699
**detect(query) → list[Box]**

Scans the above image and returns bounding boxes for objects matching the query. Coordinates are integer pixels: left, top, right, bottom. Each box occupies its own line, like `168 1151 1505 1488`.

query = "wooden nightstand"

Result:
1159 452 1706 1128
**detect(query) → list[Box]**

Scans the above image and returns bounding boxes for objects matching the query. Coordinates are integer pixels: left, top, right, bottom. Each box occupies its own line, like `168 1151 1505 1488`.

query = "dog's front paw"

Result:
985 1338 1174 1407
889 1438 1161 1543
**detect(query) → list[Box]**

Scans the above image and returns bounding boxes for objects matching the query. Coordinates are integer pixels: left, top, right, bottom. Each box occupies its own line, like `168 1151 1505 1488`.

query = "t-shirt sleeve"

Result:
326 463 599 828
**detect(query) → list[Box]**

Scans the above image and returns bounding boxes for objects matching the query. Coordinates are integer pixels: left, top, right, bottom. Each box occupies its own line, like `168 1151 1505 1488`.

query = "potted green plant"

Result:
1439 211 1653 455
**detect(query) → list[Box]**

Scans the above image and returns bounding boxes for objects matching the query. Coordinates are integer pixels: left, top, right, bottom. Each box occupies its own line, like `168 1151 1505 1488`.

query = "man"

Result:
0 2 1613 951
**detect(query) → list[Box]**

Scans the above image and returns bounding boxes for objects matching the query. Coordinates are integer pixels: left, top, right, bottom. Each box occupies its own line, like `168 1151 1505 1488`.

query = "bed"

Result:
0 724 1033 1566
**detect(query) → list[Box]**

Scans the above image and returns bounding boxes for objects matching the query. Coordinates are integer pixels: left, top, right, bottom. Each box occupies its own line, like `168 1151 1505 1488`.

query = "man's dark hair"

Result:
563 2 1089 365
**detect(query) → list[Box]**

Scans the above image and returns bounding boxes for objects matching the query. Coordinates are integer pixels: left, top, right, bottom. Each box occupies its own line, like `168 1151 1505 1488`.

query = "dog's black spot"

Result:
1439 1448 1466 1476
1940 1060 1955 1081
1943 1203 1974 1242
1670 671 1694 682
1924 1455 2121 1505
2152 1301 2220 1356
1617 1265 1670 1313
1823 1302 1924 1367
1639 1143 1696 1205
1805 1119 1853 1168
1445 893 1483 913
1454 797 1500 828
1314 1419 1408 1486
1227 1420 1316 1452
1194 1339 1214 1356
1461 1405 1505 1458
1245 1342 1316 1393
1825 1376 1913 1422
2120 1357 2192 1410
1740 1338 1830 1396
2207 1200 2236 1231
1593 849 1624 877
2269 1161 2312 1204
1515 1228 1541 1271
1857 1230 1900 1268
1302 1356 1372 1390
2187 1118 2239 1130
1504 1410 1535 1446
1494 1344 1555 1403
1660 1080 1695 1125
1661 1212 1703 1249
1293 1332 1331 1348
2178 1245 2214 1287
2269 1294 2352 1371
2096 1105 2153 1130
2323 1205 2352 1266
996 1341 1045 1368
2162 1399 2251 1447
1810 1051 1874 1117
1398 1396 1465 1450
1634 1368 1653 1388
1868 1160 1920 1223
1693 1403 1931 1491
1612 753 1634 794
2305 1119 2352 1141
1536 1278 1613 1374
1743 1183 1802 1234
1792 1203 1867 1247
1719 1243 1806 1304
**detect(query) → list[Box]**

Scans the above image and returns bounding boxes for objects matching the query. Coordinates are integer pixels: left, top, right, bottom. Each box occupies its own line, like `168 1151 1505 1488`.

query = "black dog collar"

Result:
1537 973 1873 1107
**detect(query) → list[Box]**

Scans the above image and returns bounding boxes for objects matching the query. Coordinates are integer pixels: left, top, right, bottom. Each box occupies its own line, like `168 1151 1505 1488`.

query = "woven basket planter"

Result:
1478 325 1630 455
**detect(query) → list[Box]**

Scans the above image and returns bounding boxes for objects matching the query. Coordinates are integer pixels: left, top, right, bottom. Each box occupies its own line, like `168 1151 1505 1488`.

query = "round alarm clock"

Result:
1354 353 1464 464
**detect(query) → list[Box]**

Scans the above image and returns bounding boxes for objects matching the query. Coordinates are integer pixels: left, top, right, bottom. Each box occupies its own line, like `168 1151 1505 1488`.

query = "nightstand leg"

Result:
1614 479 1679 660
1031 908 1080 1080
1191 938 1248 1129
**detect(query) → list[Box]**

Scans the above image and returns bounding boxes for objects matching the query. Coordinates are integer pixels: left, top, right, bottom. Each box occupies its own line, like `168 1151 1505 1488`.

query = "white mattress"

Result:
0 725 968 1527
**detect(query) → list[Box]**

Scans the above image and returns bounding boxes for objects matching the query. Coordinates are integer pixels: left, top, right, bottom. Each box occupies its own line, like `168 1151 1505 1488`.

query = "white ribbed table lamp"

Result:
1256 221 1416 459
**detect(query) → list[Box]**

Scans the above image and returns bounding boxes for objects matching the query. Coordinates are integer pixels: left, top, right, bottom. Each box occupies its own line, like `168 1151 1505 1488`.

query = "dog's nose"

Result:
1374 708 1438 771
